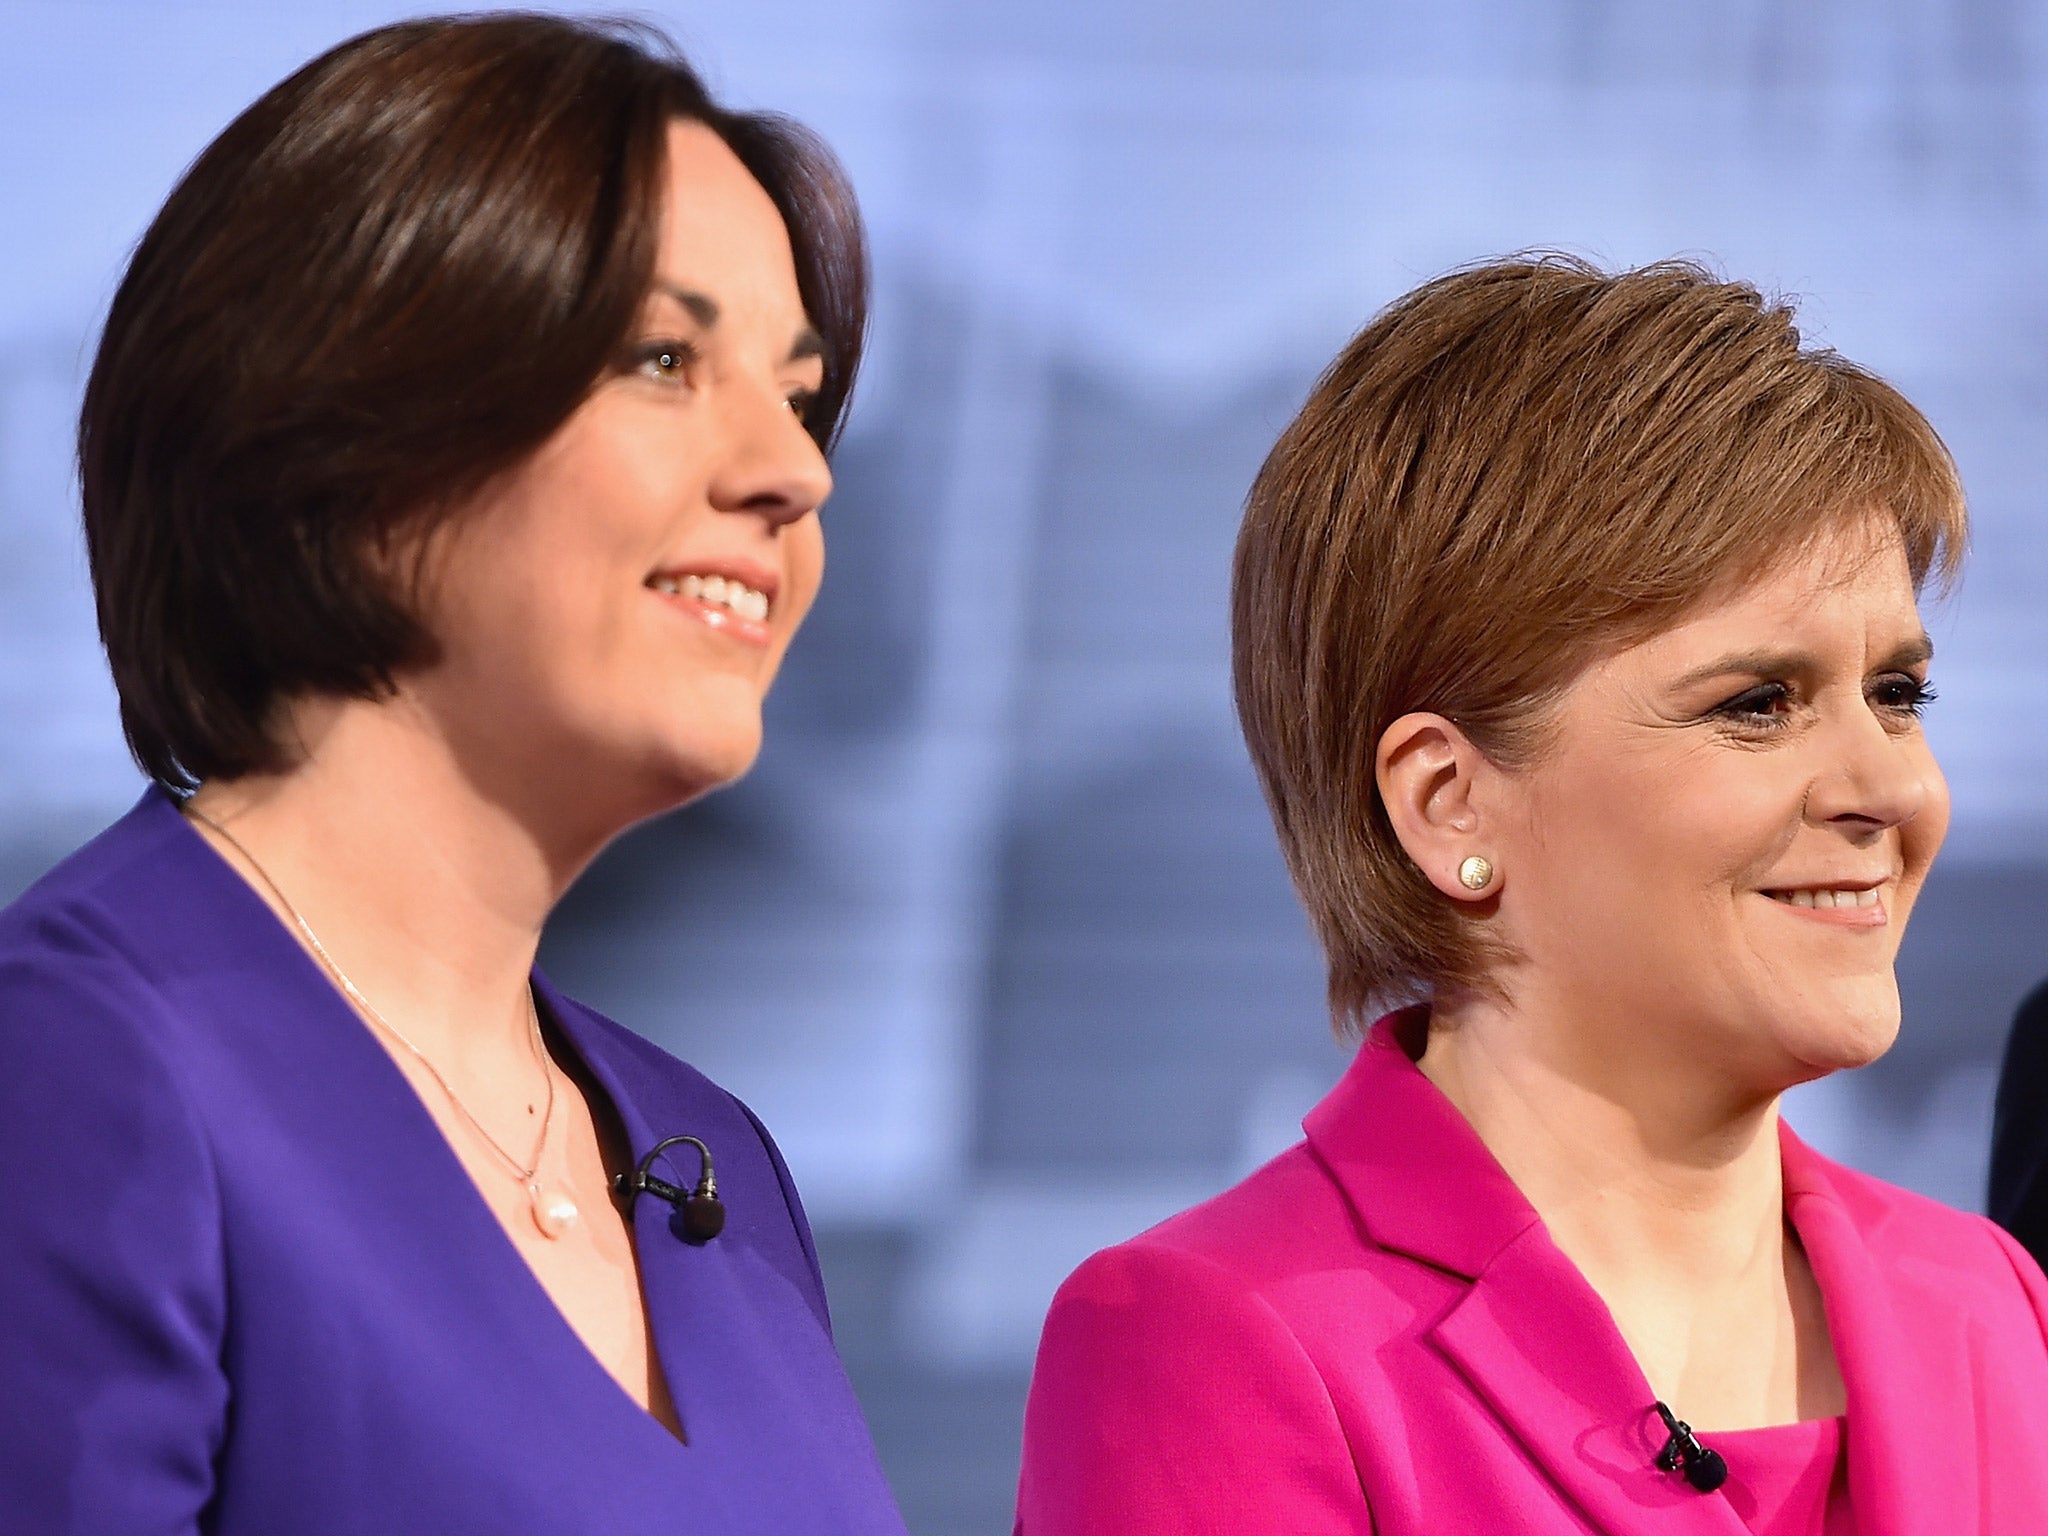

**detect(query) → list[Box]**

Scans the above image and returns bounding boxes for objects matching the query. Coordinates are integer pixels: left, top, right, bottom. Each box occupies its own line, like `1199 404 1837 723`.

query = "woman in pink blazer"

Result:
1016 258 2048 1534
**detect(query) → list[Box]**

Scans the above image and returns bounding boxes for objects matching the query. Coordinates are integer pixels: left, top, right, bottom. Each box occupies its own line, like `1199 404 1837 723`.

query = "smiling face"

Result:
1480 517 1949 1095
402 119 831 830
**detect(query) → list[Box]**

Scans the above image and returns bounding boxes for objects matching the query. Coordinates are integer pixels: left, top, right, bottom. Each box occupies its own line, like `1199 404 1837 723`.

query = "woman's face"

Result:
404 120 831 826
1483 517 1948 1094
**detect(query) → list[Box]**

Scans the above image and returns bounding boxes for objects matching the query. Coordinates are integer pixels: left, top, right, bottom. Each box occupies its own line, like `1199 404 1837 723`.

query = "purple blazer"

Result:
0 791 909 1535
1017 1009 2048 1535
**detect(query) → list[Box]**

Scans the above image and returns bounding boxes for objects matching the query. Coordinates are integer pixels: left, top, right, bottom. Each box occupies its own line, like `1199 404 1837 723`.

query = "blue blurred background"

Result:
3 2 2044 1529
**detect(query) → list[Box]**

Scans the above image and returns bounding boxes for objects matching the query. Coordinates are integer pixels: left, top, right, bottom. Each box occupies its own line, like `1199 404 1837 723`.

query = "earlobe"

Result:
1376 712 1502 902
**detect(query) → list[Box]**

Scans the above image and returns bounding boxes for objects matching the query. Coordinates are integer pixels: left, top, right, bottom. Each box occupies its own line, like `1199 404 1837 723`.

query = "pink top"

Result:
1712 1417 1851 1535
1016 1010 2048 1536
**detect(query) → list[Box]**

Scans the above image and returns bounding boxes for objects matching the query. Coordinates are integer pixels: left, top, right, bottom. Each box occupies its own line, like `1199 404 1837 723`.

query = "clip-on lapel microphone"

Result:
613 1134 726 1244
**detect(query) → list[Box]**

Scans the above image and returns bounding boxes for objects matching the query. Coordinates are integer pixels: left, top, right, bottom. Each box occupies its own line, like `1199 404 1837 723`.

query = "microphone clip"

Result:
613 1134 726 1244
1652 1401 1729 1493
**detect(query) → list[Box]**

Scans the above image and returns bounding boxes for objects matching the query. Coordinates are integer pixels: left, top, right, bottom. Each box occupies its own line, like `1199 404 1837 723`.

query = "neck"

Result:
185 692 617 1067
1420 987 1787 1288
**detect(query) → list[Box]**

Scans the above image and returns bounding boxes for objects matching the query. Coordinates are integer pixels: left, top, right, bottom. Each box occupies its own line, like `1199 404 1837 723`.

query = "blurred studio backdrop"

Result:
4 1 2046 1529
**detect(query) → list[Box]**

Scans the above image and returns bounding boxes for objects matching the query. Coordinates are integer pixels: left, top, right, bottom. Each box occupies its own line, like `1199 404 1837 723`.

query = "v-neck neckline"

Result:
159 790 697 1455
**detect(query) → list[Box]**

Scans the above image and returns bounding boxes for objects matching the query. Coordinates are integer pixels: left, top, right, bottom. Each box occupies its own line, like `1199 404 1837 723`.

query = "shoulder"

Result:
0 792 181 941
539 983 833 1323
1032 1140 1367 1423
540 988 784 1167
1043 1135 1390 1342
0 811 195 1086
1791 1133 2047 1309
1795 1133 1992 1245
0 817 231 1526
0 791 213 1033
1124 1138 1363 1277
0 807 240 1275
548 993 742 1118
1019 1146 1372 1534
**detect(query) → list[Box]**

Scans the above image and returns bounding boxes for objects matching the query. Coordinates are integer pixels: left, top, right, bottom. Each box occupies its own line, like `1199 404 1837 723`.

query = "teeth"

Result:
1769 886 1881 910
650 573 769 621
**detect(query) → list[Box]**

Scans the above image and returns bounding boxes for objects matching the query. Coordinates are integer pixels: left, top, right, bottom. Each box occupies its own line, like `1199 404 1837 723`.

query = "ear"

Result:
1375 711 1501 902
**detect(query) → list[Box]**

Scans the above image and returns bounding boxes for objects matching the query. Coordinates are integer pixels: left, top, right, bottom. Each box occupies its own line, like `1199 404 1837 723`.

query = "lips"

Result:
644 560 779 647
1758 879 1892 928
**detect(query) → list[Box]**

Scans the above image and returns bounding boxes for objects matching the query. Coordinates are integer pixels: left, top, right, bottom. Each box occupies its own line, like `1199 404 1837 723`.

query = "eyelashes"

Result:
1873 676 1937 716
1713 682 1794 725
623 338 820 419
1709 675 1936 731
626 338 701 383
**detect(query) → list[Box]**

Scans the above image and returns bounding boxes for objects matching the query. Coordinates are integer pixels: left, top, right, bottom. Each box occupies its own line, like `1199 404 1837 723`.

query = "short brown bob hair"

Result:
80 11 868 792
1232 255 1965 1033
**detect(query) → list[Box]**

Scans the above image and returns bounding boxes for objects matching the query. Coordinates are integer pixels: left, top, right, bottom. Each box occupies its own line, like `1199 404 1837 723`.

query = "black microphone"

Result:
613 1134 726 1243
1652 1401 1728 1493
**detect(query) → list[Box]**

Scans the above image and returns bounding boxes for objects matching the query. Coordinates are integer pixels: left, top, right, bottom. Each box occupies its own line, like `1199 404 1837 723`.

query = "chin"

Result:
650 726 765 809
1780 983 1903 1079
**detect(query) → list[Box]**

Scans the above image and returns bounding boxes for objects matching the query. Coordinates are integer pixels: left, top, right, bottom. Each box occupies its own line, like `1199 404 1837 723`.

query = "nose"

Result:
705 383 833 530
1803 698 1939 838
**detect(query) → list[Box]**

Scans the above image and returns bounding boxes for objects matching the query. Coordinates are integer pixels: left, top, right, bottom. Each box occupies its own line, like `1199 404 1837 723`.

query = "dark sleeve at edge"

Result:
1989 977 2048 1264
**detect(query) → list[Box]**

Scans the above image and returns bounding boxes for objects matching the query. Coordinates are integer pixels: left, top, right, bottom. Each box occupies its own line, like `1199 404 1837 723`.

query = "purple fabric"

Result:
0 790 909 1535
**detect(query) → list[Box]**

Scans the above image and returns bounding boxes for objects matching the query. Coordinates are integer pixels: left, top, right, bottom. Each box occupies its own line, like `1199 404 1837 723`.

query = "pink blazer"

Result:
1016 1011 2048 1534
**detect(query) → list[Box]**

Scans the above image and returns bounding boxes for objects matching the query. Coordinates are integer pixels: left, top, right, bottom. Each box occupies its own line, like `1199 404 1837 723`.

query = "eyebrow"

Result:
1668 633 1936 691
654 281 826 366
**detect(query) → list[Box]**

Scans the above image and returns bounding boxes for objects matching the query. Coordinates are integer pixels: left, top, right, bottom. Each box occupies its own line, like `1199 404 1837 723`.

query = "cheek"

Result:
781 520 826 635
1898 746 1951 891
1521 743 1805 926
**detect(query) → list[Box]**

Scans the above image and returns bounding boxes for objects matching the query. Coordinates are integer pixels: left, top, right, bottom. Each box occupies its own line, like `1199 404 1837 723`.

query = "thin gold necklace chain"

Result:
182 803 557 1185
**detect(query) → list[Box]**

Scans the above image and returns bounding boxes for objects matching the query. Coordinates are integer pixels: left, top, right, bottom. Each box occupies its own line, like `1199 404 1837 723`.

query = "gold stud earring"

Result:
1457 855 1495 892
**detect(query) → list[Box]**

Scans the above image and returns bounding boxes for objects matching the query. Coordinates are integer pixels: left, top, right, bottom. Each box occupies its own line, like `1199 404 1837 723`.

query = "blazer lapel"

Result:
1431 1229 1751 1536
1307 1013 1748 1536
1781 1126 1975 1536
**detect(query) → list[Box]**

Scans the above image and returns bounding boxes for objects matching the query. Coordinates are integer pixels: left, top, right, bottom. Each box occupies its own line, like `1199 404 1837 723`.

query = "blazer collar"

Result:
1301 1011 1758 1535
1781 1126 1972 1536
1302 1006 1541 1279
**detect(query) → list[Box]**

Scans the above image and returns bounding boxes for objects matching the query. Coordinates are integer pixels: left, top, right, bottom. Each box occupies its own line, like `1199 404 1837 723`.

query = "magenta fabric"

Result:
1016 1009 2048 1535
0 791 909 1535
1708 1417 1848 1535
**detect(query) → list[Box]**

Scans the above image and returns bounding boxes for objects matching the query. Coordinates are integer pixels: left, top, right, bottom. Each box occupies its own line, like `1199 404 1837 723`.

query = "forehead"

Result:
1631 518 1925 665
651 119 807 331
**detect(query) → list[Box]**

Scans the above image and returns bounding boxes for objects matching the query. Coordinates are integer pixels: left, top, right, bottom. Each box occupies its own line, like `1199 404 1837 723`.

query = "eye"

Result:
1711 681 1795 728
628 339 701 384
1870 673 1937 719
784 387 819 421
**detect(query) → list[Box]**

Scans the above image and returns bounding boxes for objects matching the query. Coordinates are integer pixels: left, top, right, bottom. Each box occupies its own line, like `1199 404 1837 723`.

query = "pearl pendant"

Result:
528 1183 580 1240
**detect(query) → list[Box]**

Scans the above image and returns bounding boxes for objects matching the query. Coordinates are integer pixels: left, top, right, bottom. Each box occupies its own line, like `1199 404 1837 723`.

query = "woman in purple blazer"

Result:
1017 259 2048 1533
0 15 905 1534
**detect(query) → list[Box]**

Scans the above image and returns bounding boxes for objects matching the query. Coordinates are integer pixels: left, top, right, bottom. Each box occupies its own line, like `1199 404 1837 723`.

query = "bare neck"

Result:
184 693 615 1068
1417 989 1826 1425
1420 992 1786 1276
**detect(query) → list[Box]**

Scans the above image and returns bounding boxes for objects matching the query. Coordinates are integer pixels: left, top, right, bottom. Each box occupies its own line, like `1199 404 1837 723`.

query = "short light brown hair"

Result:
1231 255 1966 1032
81 13 867 792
